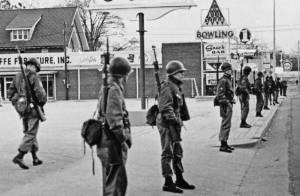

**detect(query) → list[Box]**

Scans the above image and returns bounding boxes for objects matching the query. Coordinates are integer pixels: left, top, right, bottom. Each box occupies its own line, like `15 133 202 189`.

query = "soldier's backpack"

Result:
146 95 159 126
14 75 30 117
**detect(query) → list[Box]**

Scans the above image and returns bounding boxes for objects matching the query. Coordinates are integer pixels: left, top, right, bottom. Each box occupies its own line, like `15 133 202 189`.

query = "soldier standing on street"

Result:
263 76 271 110
254 72 264 117
269 76 276 105
274 77 280 104
283 80 288 96
8 58 47 169
156 61 195 194
216 62 235 153
239 66 252 128
96 57 132 196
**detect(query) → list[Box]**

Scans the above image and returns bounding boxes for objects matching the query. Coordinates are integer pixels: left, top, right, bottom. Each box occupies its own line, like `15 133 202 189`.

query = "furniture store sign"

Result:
204 43 227 58
0 52 101 67
196 29 235 39
0 51 159 68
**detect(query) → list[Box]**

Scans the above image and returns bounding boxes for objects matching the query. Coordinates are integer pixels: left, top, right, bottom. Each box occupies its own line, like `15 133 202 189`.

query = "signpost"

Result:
239 28 251 44
283 60 292 71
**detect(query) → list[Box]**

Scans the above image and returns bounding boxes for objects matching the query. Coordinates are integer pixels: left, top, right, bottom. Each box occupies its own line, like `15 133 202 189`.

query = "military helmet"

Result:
108 57 132 76
25 58 41 72
243 66 252 73
257 71 263 77
221 62 232 72
166 60 187 76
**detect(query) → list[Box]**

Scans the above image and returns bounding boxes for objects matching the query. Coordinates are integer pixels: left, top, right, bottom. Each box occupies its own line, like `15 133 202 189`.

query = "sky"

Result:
11 0 300 54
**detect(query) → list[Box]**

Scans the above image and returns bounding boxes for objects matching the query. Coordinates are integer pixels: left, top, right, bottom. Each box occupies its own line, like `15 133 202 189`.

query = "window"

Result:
11 30 30 41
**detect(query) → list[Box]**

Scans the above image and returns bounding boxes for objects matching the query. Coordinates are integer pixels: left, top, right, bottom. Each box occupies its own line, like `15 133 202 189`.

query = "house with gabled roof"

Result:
0 7 89 53
0 7 101 101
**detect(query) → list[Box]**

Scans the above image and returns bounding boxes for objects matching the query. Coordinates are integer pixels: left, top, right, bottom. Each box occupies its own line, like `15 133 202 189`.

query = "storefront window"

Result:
40 75 54 98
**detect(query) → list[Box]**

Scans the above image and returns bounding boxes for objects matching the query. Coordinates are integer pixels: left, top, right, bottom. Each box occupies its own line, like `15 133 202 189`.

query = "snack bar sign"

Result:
204 43 227 58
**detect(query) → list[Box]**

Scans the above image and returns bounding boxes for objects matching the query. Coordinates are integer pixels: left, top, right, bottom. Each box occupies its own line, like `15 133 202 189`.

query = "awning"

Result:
0 71 58 76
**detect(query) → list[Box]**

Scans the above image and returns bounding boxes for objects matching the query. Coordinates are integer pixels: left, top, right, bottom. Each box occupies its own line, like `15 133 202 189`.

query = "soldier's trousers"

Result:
239 94 249 121
19 116 39 153
264 93 269 107
255 92 264 113
219 103 233 142
275 90 279 102
98 145 128 196
158 125 184 178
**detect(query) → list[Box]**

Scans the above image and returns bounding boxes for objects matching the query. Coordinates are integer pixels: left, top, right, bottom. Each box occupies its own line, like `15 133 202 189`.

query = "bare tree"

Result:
62 0 125 51
0 0 25 9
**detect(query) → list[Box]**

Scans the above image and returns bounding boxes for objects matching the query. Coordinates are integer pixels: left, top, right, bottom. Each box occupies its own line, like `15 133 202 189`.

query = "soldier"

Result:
239 66 252 128
274 77 280 104
156 61 194 193
283 80 288 96
263 76 271 110
216 62 235 153
269 76 275 105
96 57 132 196
8 58 47 169
254 72 264 117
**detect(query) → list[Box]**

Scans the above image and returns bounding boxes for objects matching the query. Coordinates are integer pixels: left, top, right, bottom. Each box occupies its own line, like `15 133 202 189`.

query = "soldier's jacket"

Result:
216 74 234 106
263 80 272 93
156 77 189 142
157 77 186 126
240 75 251 96
8 69 47 107
97 77 131 148
274 80 281 91
254 78 263 93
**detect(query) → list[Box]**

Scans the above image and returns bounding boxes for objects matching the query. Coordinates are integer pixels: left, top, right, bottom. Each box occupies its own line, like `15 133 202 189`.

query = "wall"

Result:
162 42 202 97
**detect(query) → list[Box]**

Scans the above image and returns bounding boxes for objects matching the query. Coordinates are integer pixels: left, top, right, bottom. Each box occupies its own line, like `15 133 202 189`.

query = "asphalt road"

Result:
0 86 298 196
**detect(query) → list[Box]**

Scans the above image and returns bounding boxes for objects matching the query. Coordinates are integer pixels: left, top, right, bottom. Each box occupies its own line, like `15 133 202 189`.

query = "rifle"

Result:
152 45 161 94
16 46 46 122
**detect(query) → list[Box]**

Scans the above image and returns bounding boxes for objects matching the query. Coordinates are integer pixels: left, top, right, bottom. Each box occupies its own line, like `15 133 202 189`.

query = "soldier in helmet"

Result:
216 62 236 153
239 66 252 128
263 76 271 110
274 77 280 104
254 72 264 117
96 57 132 196
8 58 47 169
156 60 194 193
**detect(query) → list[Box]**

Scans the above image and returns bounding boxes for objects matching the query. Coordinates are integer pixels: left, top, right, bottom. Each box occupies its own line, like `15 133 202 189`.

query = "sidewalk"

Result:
0 90 285 196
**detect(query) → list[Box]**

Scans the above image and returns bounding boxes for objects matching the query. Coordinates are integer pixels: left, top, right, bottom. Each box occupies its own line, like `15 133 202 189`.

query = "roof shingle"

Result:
0 7 77 49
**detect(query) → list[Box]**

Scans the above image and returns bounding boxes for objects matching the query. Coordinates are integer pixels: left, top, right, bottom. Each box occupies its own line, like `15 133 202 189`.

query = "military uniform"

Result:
254 78 264 116
97 77 131 196
156 77 186 179
216 74 234 142
274 78 280 103
8 68 47 169
239 75 251 122
263 79 272 108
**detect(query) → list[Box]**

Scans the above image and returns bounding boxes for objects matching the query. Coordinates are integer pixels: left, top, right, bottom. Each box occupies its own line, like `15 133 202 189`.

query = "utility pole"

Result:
63 21 68 100
273 0 276 78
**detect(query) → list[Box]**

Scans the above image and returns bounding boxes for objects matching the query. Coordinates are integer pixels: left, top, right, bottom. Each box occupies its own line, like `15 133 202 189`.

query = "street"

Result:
0 86 298 196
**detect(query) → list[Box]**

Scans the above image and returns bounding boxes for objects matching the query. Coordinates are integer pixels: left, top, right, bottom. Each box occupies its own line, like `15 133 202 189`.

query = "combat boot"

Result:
256 112 263 117
12 156 29 169
33 158 43 166
225 141 234 150
175 173 195 190
219 141 232 153
163 177 183 193
240 120 251 128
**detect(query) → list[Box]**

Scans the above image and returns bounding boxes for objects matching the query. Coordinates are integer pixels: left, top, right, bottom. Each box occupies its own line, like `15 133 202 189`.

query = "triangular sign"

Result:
202 0 228 27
